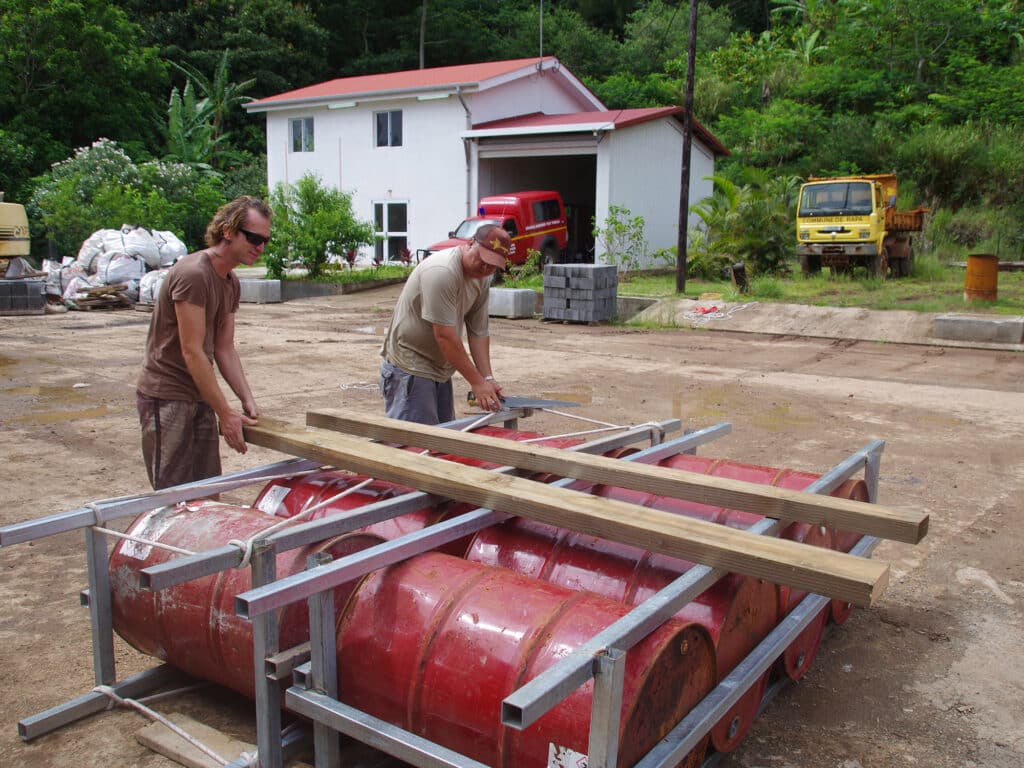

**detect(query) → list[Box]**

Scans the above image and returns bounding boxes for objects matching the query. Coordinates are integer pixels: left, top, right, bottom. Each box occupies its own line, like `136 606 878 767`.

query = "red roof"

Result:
249 57 559 107
472 108 730 156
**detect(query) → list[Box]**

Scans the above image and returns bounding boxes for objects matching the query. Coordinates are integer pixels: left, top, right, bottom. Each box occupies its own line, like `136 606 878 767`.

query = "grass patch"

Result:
615 261 1024 315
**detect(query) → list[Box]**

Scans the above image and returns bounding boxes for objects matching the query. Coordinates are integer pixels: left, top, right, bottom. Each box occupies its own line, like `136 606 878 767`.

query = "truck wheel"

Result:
801 254 821 275
542 243 559 266
871 253 888 278
896 245 914 277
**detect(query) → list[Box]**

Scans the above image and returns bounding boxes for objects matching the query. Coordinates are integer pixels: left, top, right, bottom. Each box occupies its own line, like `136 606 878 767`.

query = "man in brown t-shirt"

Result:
136 196 271 489
380 224 510 424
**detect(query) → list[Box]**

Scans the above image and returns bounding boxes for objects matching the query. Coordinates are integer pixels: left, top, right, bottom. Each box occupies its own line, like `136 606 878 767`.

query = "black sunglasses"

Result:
238 228 270 247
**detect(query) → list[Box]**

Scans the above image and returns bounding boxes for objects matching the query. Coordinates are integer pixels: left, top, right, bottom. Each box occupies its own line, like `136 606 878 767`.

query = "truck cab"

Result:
420 191 568 266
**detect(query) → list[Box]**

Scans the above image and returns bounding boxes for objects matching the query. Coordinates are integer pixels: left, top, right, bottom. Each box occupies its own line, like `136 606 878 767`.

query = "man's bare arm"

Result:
433 324 501 410
175 301 255 453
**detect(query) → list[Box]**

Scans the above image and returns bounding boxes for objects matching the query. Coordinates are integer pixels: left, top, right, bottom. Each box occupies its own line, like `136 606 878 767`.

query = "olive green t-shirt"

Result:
381 246 490 382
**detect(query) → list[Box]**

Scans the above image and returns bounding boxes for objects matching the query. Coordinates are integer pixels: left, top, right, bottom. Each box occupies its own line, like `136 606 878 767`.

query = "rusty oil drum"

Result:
336 551 716 768
466 515 776 754
253 425 583 548
108 500 383 698
656 454 868 680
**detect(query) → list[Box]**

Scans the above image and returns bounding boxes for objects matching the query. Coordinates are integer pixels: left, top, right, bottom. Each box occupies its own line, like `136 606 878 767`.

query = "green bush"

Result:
926 205 1024 262
265 172 376 279
690 170 798 278
501 248 543 289
593 205 648 276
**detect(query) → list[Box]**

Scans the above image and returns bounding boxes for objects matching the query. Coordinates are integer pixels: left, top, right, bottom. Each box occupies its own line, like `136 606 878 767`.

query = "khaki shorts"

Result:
137 392 221 490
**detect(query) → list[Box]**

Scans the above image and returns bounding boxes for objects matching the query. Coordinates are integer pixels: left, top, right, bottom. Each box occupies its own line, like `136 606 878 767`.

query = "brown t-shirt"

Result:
381 246 490 382
136 250 240 401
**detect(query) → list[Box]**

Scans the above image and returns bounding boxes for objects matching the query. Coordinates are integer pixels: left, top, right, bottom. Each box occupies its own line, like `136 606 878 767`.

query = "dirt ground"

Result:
1 283 1022 768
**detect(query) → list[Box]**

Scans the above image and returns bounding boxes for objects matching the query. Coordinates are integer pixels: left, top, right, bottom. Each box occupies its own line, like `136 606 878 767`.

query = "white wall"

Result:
472 71 593 123
261 81 718 266
593 118 715 269
266 96 473 259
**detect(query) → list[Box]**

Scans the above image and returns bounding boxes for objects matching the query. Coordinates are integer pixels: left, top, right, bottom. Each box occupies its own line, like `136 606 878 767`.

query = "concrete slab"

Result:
932 314 1024 344
239 278 281 304
631 298 1024 350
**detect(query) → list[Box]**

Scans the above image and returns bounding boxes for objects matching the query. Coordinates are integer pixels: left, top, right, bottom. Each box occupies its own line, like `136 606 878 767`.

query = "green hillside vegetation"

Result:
3 0 1021 289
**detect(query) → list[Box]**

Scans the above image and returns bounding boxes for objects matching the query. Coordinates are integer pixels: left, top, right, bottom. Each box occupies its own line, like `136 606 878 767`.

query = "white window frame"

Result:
290 117 314 152
373 200 409 262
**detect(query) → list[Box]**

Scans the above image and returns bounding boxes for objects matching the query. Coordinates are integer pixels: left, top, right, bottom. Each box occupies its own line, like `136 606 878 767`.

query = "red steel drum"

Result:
773 521 831 680
336 552 716 768
253 470 468 551
252 426 583 549
466 519 776 753
108 500 382 698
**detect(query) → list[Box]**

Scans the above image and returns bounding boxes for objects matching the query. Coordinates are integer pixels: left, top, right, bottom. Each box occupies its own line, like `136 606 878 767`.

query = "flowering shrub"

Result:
28 139 224 256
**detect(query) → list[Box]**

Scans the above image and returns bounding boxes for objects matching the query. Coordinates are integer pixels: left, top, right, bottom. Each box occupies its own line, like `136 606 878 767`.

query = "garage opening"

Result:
478 154 597 262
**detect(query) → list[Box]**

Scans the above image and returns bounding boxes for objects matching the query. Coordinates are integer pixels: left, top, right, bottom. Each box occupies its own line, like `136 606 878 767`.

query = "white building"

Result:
245 57 728 267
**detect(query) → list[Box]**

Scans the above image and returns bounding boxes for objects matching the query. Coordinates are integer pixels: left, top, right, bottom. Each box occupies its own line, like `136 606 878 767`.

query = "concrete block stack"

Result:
542 263 617 323
0 277 45 316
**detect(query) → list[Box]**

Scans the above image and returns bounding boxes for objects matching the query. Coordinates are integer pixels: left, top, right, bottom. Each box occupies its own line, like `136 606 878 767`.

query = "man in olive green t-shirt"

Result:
380 224 510 424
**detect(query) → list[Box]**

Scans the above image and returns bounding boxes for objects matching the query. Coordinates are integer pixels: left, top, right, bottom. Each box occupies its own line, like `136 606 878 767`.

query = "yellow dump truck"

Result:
796 174 927 278
0 193 31 260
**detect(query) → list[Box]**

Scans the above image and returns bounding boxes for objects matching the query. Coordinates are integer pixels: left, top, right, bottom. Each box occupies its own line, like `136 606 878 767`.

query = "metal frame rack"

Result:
0 408 883 768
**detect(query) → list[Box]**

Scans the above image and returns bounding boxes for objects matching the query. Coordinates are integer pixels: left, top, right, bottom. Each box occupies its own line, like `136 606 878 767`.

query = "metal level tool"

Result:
466 391 581 410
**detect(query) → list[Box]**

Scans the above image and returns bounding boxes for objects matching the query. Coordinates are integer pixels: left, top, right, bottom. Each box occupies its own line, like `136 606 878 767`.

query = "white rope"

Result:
682 301 758 327
136 682 211 704
87 501 107 527
539 408 619 428
522 425 625 441
521 418 666 444
228 474 376 568
92 684 243 766
91 526 197 557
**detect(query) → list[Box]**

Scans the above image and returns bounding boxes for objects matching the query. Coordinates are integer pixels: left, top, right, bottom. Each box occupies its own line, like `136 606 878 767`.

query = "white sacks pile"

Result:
138 268 171 305
64 225 187 303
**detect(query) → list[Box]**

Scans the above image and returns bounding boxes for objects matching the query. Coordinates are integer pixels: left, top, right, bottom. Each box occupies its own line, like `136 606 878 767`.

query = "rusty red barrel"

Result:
253 426 582 547
466 519 776 754
109 500 382 698
650 455 868 678
253 469 468 549
337 551 716 768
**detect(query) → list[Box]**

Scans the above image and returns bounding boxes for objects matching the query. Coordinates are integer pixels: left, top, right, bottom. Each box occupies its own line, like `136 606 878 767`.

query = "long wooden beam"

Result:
307 409 927 544
244 419 889 607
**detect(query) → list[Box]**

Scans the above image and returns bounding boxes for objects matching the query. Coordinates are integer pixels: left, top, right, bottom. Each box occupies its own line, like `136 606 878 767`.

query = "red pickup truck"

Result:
420 190 568 266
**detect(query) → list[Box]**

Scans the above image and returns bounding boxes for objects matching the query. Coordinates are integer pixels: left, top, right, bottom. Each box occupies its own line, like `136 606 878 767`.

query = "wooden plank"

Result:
244 419 889 607
136 713 255 768
307 409 927 544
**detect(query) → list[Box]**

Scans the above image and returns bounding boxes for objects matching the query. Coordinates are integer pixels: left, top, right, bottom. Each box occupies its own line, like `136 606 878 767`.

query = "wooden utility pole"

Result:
676 0 699 294
419 0 427 68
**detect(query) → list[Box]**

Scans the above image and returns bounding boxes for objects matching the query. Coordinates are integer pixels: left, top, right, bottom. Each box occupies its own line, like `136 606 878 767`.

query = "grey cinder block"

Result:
488 287 537 319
